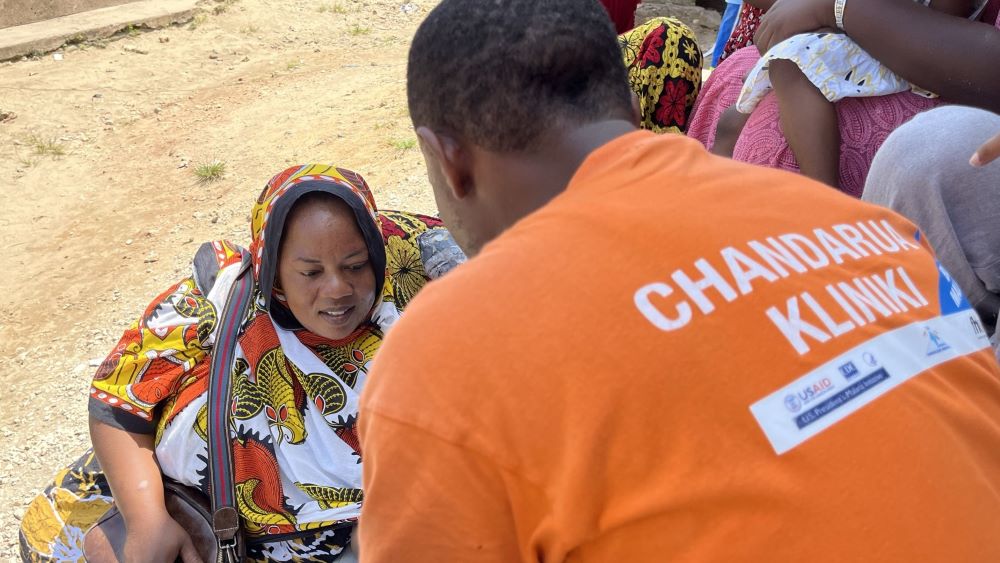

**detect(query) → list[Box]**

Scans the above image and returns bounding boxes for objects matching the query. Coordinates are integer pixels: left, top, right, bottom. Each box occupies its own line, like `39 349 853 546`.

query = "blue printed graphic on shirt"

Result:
936 261 973 316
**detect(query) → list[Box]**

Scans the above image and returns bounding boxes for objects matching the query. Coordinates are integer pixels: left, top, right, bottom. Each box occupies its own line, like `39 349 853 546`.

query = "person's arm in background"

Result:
90 418 202 563
754 0 1000 113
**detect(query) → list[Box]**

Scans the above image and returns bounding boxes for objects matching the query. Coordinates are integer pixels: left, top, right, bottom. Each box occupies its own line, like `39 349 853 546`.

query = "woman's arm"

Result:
90 417 203 563
755 0 1000 112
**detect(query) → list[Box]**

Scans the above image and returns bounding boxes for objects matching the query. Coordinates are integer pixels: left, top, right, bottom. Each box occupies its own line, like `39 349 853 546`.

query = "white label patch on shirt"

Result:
750 309 990 455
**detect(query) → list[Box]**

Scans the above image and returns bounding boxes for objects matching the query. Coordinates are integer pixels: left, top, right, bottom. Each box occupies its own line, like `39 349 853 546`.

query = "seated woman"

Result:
595 0 703 134
863 106 1000 362
619 17 703 134
18 164 444 562
688 0 1000 196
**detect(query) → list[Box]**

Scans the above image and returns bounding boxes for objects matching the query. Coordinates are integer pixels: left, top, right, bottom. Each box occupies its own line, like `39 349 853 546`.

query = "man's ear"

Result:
416 126 472 200
629 91 642 127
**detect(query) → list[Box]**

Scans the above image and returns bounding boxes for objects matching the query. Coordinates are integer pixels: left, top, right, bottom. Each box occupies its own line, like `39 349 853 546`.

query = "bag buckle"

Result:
218 537 239 563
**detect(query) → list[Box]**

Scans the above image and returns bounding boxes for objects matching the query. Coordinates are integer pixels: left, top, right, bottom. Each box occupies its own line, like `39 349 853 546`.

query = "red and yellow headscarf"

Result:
249 164 387 330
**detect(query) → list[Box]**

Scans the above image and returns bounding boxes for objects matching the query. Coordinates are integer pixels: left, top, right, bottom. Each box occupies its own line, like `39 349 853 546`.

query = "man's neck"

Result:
480 119 638 232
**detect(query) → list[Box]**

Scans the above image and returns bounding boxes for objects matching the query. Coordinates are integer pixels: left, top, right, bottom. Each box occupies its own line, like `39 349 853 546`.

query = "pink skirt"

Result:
687 47 942 197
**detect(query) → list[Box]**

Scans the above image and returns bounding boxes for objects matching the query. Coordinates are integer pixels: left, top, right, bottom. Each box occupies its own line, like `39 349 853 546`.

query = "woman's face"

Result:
277 196 377 340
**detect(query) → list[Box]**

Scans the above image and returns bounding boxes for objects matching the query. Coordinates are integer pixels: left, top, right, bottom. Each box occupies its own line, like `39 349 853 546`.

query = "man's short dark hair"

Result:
407 0 633 152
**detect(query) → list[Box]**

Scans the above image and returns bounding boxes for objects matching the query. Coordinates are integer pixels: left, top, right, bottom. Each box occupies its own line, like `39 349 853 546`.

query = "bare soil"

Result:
0 0 718 558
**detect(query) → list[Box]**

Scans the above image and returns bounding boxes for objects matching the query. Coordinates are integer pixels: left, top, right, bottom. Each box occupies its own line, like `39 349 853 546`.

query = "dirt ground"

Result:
0 0 718 558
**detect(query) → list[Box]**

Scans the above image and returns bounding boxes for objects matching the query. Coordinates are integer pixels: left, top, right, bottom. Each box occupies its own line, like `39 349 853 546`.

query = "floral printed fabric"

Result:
620 17 703 134
19 165 443 561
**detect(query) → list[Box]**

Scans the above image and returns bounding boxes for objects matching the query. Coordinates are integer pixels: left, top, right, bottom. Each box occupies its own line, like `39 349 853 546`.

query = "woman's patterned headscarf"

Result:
249 164 386 330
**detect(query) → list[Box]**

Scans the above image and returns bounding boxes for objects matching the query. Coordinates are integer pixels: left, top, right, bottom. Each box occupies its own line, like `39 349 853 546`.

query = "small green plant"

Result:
389 138 417 150
193 159 226 183
349 25 371 36
318 2 347 13
16 154 38 168
189 13 208 30
20 133 67 157
125 24 140 37
286 59 303 71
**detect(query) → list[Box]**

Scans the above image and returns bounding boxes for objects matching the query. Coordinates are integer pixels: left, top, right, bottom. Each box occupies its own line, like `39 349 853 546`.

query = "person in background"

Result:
688 0 1000 196
619 16 703 133
599 0 643 33
357 1 1000 561
863 106 1000 363
718 3 764 62
599 0 704 134
711 0 742 66
712 0 981 188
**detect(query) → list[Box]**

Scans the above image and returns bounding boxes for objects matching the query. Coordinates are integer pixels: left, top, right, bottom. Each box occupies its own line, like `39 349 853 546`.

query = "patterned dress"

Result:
620 17 703 134
720 4 763 62
19 165 444 562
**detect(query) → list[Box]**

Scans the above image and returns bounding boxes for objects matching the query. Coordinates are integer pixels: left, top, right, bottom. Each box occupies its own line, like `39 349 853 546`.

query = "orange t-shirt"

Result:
359 131 1000 562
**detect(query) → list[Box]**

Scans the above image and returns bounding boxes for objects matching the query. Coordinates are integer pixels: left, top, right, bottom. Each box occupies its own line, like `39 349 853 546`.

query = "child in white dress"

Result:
712 0 986 188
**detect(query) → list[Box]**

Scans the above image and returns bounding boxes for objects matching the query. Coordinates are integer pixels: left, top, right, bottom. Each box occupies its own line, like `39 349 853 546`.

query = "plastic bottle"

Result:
417 229 467 280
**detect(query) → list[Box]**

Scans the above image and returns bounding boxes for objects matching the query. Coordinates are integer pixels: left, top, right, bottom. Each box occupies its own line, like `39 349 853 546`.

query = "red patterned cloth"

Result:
600 0 642 34
720 4 764 62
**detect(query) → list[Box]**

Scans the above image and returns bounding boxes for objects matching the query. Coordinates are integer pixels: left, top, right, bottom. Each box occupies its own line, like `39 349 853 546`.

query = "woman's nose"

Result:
321 273 353 299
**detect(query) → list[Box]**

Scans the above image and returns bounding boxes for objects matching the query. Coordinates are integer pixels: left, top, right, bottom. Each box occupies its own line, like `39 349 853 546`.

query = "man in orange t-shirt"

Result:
358 1 1000 561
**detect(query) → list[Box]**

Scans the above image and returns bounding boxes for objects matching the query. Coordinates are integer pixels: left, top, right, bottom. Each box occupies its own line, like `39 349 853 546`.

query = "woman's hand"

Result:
123 513 204 563
90 417 203 562
971 132 1000 166
755 0 837 53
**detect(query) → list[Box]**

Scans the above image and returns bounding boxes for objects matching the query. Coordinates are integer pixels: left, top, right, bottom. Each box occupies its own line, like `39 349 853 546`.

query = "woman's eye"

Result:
301 271 319 278
347 261 369 272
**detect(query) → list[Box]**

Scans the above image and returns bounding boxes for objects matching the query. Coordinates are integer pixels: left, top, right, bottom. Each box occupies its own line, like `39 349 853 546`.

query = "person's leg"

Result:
769 59 840 187
711 105 750 157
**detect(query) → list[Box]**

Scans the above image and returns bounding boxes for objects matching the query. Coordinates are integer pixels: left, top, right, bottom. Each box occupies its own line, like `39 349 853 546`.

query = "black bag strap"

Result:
206 249 253 563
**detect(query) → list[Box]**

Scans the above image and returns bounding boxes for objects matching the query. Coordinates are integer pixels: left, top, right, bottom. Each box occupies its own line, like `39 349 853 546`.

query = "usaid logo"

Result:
784 378 834 413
